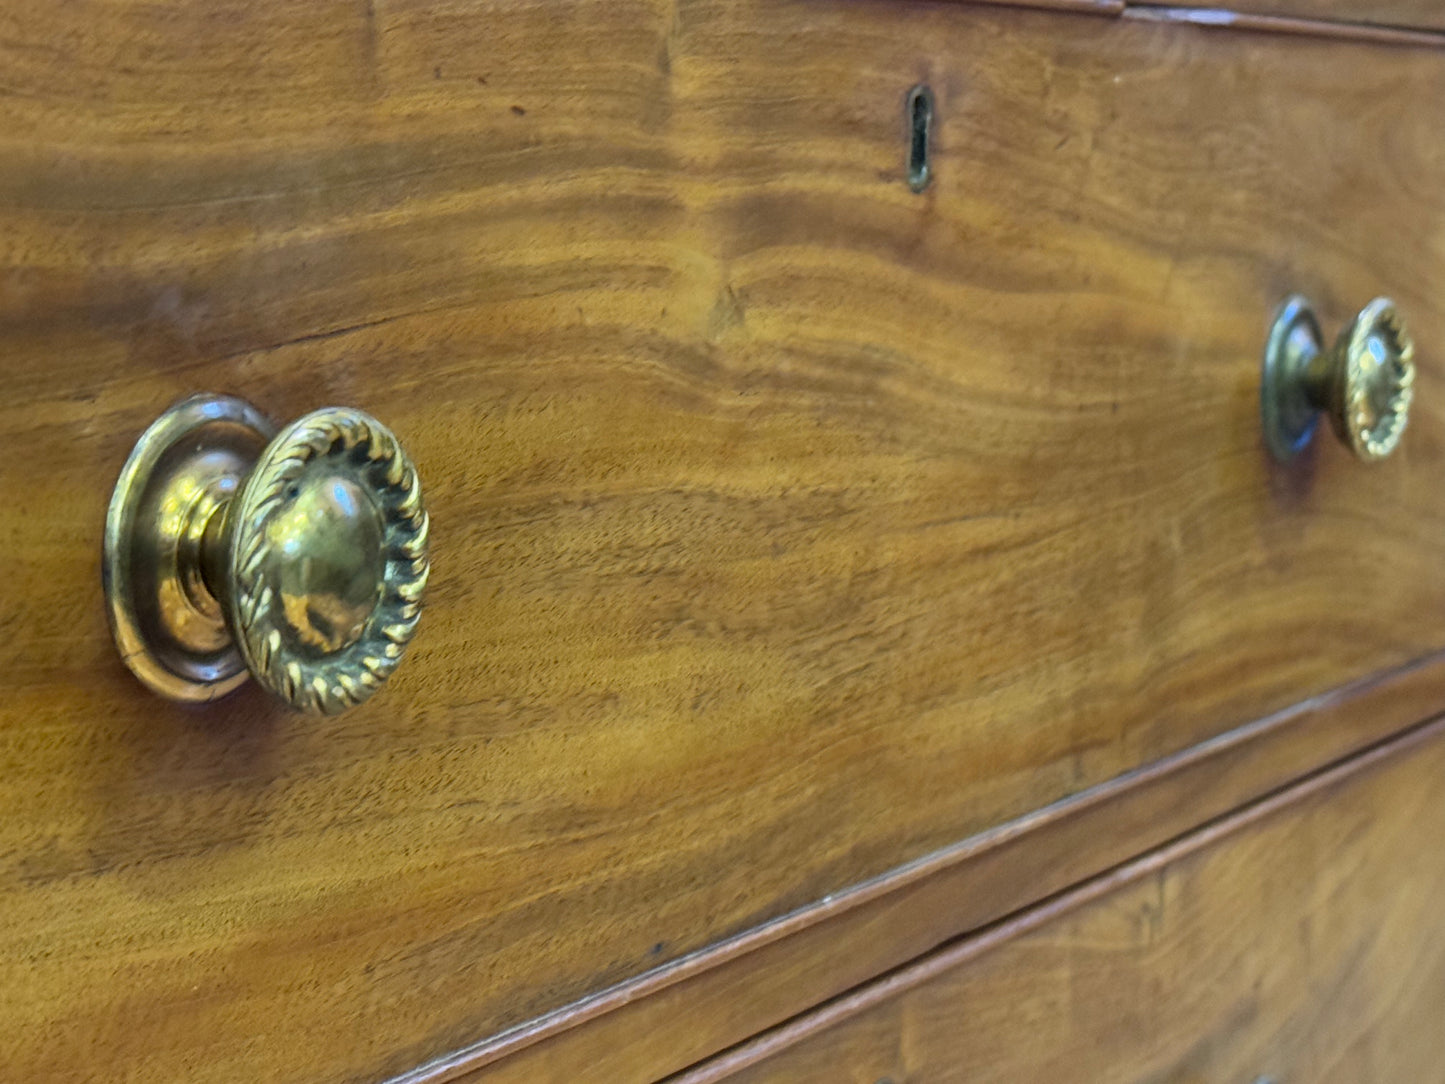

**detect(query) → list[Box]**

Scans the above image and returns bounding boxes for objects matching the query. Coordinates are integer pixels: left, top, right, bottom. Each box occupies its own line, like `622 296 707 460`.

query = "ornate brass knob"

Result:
104 395 430 714
1262 295 1415 463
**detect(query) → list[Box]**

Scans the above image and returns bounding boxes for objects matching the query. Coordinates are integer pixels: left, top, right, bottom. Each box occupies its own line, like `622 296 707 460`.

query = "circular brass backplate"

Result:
1261 294 1324 463
103 394 276 701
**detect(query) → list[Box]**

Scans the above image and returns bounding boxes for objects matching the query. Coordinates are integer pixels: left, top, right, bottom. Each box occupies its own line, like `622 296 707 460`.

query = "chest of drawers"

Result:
3 1 1443 1081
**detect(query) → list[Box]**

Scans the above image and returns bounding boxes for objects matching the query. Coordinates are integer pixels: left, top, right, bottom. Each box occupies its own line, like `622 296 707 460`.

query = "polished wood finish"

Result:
5 4 1445 1082
707 715 1445 1083
408 654 1445 1083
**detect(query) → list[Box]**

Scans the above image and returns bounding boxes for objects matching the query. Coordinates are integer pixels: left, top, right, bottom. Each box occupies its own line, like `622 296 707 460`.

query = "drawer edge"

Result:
396 651 1445 1084
678 704 1445 1083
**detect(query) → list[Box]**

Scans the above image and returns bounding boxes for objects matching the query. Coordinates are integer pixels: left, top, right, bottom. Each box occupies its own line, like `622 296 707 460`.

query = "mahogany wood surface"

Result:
3 3 1445 1082
708 715 1445 1083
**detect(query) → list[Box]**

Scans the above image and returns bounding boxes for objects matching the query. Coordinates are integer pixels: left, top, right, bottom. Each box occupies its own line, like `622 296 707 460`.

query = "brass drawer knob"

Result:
104 394 430 714
1262 295 1415 463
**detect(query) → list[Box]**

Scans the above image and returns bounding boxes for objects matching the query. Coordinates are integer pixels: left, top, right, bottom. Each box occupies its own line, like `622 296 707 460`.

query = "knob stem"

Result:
1299 332 1337 413
198 498 234 611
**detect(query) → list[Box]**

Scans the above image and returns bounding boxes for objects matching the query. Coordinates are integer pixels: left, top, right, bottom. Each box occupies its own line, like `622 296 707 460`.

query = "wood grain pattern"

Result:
415 653 1445 1084
4 3 1445 1082
707 715 1445 1083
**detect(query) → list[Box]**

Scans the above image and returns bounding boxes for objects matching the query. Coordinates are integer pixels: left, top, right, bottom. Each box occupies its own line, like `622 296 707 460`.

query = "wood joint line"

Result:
956 0 1445 48
391 651 1445 1084
665 709 1445 1082
1122 4 1445 47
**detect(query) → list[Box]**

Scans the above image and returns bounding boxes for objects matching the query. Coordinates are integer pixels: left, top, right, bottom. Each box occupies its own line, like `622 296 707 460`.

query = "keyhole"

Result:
907 84 934 192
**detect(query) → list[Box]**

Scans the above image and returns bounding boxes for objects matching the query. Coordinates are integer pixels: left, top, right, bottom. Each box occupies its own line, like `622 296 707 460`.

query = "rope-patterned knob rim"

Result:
228 407 429 714
1338 298 1415 463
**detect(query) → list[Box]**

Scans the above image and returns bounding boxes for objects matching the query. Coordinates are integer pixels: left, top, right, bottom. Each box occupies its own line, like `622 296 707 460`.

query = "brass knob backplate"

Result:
1262 295 1415 463
104 395 429 714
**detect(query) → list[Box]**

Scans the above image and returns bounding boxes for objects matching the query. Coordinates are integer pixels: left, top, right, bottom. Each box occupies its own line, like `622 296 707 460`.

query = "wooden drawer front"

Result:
717 722 1445 1083
5 3 1445 1081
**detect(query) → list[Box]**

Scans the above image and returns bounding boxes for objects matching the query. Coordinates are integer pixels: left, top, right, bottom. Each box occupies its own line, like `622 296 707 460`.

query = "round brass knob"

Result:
1262 295 1415 463
104 395 430 714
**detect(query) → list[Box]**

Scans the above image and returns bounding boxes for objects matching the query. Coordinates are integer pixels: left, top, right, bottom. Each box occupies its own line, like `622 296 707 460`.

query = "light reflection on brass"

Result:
104 395 429 714
266 473 385 655
1262 295 1415 463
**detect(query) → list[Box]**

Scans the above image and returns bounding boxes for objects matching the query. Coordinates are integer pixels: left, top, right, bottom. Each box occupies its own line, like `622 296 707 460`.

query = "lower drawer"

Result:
711 719 1445 1083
